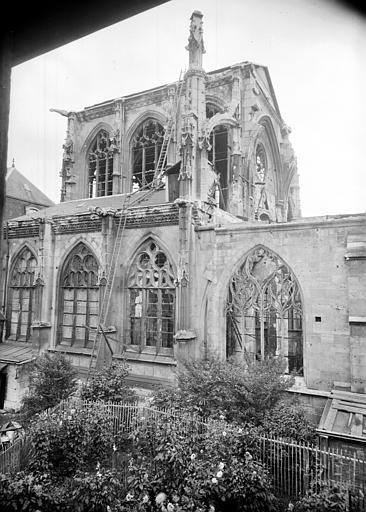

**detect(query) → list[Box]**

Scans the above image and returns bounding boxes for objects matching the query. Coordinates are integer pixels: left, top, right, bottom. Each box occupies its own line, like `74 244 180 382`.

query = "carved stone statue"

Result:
186 11 205 69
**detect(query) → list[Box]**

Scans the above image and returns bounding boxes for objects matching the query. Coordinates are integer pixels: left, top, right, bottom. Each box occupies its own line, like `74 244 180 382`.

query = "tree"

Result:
21 352 77 420
80 360 137 403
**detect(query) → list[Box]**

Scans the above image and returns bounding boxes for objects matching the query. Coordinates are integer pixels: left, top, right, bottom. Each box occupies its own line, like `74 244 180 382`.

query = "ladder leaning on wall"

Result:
86 71 184 380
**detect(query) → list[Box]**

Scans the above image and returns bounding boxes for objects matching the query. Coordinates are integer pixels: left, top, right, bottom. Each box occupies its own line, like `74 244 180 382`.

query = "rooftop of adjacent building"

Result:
6 162 55 208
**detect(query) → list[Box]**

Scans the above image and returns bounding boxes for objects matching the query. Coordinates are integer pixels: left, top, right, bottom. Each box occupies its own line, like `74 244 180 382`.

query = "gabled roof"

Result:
6 167 55 207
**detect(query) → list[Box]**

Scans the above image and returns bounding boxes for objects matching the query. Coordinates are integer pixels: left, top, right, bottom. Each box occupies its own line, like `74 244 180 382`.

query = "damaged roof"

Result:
317 390 366 443
0 341 35 365
8 188 166 222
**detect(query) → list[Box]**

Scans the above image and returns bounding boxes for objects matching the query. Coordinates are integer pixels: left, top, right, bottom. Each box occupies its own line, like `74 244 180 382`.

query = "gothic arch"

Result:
225 245 304 373
8 243 37 273
57 237 102 282
126 112 167 191
257 115 283 198
126 233 177 277
207 114 239 135
125 110 167 147
126 236 176 352
56 241 101 348
206 94 226 114
6 245 39 341
81 121 115 154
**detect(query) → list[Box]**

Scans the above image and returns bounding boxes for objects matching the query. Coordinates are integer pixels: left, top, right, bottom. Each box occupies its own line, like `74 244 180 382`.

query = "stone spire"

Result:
186 10 205 69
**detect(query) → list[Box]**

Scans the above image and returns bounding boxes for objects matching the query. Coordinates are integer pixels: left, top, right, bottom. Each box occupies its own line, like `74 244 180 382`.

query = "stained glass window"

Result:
58 243 99 348
132 120 164 190
128 240 175 351
88 130 114 198
7 247 37 341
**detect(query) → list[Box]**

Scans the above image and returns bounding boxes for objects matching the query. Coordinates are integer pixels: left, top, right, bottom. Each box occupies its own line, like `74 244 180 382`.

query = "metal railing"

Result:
1 398 365 509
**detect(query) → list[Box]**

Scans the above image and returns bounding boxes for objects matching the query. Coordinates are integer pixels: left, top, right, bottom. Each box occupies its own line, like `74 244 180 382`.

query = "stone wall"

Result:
192 214 366 393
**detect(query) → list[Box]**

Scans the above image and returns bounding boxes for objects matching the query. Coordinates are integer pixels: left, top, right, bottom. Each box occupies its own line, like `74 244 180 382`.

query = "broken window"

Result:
226 246 303 374
6 247 37 341
58 243 99 348
254 144 270 219
132 120 165 190
128 240 175 351
88 130 114 198
208 125 229 210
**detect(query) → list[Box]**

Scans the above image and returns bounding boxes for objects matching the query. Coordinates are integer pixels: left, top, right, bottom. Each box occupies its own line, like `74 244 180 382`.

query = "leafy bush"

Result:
27 406 114 476
261 397 316 442
293 483 349 512
21 352 76 420
153 356 294 425
80 360 137 403
0 472 68 512
123 414 278 512
71 468 125 512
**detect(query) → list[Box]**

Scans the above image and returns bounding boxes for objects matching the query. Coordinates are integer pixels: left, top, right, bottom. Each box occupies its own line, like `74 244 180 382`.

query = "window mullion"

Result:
141 289 147 351
96 158 100 197
156 289 162 354
16 287 22 341
85 287 89 348
72 288 77 347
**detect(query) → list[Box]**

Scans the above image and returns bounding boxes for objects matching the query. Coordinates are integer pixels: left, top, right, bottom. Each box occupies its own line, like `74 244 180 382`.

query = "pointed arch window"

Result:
132 120 164 190
226 247 303 374
88 130 114 198
206 102 229 211
128 240 175 352
58 243 100 348
7 247 37 341
254 144 270 219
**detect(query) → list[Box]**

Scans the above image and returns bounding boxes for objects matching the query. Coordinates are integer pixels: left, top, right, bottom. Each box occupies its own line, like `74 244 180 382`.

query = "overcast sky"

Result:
7 0 366 217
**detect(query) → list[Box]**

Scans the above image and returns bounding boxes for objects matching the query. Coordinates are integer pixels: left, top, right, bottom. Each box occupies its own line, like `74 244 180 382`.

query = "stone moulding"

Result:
52 214 102 235
113 203 179 228
6 221 40 239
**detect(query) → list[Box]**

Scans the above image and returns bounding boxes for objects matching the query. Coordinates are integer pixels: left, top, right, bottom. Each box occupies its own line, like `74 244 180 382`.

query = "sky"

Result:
7 0 366 217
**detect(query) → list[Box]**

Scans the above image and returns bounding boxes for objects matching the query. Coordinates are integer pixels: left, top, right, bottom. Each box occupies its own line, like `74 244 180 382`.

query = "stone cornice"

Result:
195 213 365 234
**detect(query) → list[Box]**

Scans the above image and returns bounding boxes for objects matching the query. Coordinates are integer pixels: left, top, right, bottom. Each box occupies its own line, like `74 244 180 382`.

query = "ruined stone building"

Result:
1 11 365 443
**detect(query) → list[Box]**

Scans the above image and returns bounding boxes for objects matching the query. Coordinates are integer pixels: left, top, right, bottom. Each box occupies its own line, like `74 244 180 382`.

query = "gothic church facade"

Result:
1 12 365 426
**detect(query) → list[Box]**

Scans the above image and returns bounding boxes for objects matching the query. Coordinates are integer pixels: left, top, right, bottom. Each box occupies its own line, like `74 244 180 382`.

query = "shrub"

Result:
0 472 68 512
153 356 294 425
27 406 114 476
293 483 349 512
71 468 125 512
21 352 76 420
80 360 137 403
124 414 278 512
261 397 316 442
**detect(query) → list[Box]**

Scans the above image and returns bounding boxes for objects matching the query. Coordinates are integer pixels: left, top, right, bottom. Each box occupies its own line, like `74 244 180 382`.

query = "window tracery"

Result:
88 130 114 198
7 247 37 341
128 240 175 351
226 247 303 374
58 243 100 347
132 120 165 190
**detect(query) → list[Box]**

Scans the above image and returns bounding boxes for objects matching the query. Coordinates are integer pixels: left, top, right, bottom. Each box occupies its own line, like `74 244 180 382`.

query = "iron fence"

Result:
1 398 365 509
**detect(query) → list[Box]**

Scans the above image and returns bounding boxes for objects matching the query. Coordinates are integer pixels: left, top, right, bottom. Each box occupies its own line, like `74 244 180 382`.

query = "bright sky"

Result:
7 0 366 217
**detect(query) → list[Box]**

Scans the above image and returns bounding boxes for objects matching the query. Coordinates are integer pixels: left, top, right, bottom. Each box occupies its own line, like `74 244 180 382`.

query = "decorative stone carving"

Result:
186 10 205 69
179 121 195 180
